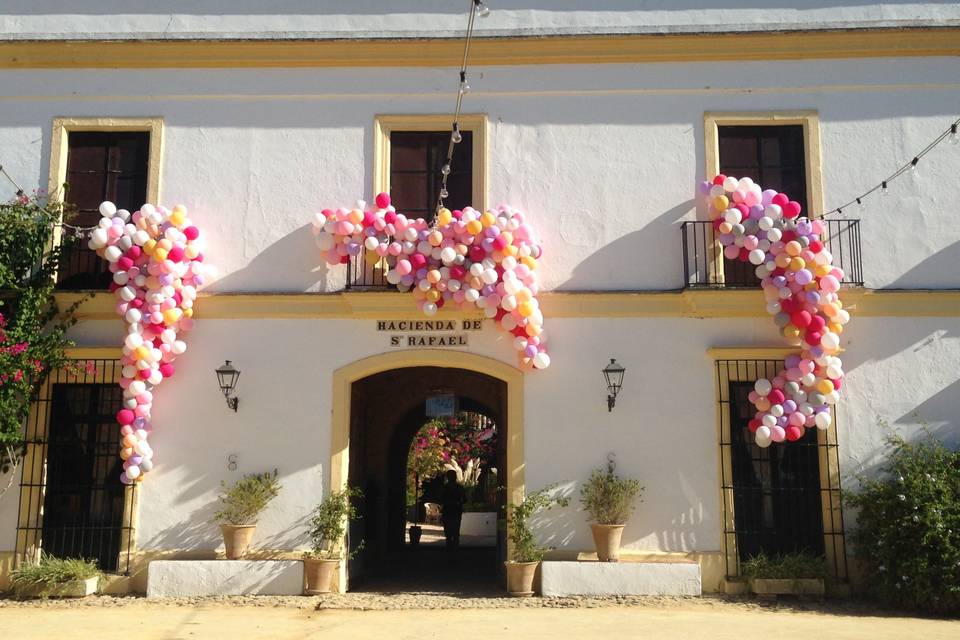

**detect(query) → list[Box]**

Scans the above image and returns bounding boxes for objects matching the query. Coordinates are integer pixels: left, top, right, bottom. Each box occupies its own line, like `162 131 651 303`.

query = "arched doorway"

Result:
330 350 524 593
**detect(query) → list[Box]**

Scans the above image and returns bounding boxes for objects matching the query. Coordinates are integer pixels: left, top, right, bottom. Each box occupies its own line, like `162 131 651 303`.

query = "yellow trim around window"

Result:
708 346 846 582
703 111 824 284
330 349 523 593
373 114 488 214
3 28 959 68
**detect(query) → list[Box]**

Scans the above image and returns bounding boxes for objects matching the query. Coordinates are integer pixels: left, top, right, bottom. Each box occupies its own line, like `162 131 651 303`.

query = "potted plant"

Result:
10 554 103 598
303 487 363 594
504 484 569 597
213 469 281 559
743 551 827 599
579 463 643 562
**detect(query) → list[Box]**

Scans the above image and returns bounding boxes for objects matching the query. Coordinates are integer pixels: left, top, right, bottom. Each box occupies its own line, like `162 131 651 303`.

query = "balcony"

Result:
681 219 863 289
345 251 393 291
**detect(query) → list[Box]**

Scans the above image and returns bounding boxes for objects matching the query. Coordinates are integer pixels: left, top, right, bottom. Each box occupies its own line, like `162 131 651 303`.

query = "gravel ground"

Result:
0 591 912 617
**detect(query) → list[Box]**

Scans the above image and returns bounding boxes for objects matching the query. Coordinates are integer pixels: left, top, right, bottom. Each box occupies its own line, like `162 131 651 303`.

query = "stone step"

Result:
540 560 701 597
147 560 304 598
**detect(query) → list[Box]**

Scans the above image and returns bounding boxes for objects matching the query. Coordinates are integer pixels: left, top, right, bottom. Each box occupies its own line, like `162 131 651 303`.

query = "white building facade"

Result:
0 2 958 594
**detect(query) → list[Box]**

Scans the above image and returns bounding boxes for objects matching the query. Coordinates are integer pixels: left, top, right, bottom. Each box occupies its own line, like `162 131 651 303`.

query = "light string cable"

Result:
823 116 960 217
0 163 100 236
435 0 489 217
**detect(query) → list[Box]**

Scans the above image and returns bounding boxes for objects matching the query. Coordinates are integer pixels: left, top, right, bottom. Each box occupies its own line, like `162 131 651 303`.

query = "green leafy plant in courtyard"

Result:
10 553 102 597
846 430 960 614
305 486 364 560
741 551 827 579
579 465 643 525
506 484 569 563
213 469 282 525
0 190 84 500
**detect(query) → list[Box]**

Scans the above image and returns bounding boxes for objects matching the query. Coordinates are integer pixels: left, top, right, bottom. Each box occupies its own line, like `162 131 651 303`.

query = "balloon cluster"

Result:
88 200 208 483
700 175 851 447
312 193 551 369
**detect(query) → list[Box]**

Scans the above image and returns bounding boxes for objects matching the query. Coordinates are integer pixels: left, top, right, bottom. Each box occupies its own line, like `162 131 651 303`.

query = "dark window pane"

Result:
390 130 473 221
41 383 126 572
718 125 808 287
728 381 825 563
58 131 150 291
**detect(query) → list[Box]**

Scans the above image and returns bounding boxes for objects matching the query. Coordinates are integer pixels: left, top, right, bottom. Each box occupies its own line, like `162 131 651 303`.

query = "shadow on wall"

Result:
885 239 960 290
530 483 577 552
895 382 960 449
556 199 695 291
207 223 330 293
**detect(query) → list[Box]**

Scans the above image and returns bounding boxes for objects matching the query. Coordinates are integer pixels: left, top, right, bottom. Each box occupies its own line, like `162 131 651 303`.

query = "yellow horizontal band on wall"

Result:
56 289 960 321
4 28 960 68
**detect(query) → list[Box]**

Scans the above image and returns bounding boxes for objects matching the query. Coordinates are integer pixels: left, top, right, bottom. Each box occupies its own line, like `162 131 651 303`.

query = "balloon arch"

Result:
88 177 848 483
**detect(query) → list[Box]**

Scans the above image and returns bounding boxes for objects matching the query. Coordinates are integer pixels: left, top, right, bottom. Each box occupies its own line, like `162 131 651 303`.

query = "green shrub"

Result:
506 484 569 563
305 486 364 560
846 432 960 614
579 467 643 525
742 551 827 579
213 470 281 525
11 554 102 597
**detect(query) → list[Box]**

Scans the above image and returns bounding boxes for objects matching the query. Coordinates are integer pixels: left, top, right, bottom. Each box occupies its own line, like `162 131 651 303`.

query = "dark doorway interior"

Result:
347 367 507 592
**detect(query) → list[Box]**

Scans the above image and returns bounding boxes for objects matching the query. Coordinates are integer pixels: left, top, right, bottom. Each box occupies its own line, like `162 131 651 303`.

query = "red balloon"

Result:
384 211 397 224
791 311 812 328
768 389 785 405
805 331 822 346
809 241 823 253
784 201 802 219
159 364 175 378
116 409 135 425
183 226 200 241
772 193 789 207
713 174 727 186
785 425 803 441
167 247 184 263
375 193 391 209
748 419 761 433
809 315 826 331
468 246 486 263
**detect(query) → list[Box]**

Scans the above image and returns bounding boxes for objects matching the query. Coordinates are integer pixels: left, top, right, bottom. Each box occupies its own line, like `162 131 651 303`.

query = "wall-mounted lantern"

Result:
215 360 241 412
602 358 625 412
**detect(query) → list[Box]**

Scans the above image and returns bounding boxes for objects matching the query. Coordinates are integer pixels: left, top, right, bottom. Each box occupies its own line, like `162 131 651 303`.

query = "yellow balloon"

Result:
134 346 151 361
829 323 843 335
169 210 186 227
480 212 496 228
525 323 543 337
437 208 452 226
790 257 806 271
816 379 835 394
515 288 532 303
466 220 483 235
503 245 519 257
348 209 364 224
718 222 733 234
144 239 157 256
153 248 168 262
426 289 441 302
183 308 194 319
712 195 729 211
785 241 802 257
521 256 538 270
517 301 533 317
784 325 800 338
163 308 182 325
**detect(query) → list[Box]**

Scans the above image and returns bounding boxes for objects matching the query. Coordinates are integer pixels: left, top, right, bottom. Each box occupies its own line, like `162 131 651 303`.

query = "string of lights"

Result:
0 164 100 236
435 0 490 216
823 116 960 217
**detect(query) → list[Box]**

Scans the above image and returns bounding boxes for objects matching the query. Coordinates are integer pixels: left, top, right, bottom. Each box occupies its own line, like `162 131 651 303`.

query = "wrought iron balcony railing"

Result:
681 219 863 289
345 250 394 290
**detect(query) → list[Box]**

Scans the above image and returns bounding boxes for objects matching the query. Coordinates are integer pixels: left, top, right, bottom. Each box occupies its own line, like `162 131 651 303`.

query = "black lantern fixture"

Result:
215 360 241 412
602 358 625 412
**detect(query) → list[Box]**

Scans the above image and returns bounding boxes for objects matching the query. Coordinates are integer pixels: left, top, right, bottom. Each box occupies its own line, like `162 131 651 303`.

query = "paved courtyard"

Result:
1 595 957 639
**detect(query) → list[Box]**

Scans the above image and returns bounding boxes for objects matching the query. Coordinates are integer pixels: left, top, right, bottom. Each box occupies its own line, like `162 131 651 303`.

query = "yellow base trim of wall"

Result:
4 28 960 69
56 288 960 321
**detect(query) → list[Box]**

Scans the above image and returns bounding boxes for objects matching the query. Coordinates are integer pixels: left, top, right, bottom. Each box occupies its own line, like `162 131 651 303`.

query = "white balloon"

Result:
815 412 832 431
754 378 772 396
422 302 438 316
99 201 118 217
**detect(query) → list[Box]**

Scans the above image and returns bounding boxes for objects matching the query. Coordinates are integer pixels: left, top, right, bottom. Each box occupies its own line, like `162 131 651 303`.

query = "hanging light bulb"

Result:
440 187 449 199
950 123 958 145
460 80 471 95
475 1 491 18
441 163 451 176
881 181 889 196
452 126 463 144
909 157 919 178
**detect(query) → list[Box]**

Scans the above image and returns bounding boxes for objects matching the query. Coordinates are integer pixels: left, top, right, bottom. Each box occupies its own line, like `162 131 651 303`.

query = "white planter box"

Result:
16 576 99 598
541 561 701 597
147 560 304 598
461 511 497 536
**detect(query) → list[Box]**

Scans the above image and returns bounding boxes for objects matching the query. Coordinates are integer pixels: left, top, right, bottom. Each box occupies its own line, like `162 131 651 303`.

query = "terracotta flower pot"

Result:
303 558 340 595
590 523 625 562
220 524 257 560
505 561 538 597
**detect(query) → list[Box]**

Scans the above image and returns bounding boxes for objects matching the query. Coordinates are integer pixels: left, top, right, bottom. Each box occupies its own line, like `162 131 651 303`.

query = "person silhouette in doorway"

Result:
441 469 465 560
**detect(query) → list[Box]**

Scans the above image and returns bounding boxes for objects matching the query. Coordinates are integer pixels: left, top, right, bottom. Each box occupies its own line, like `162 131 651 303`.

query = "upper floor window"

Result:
56 132 150 290
390 130 473 222
48 118 162 291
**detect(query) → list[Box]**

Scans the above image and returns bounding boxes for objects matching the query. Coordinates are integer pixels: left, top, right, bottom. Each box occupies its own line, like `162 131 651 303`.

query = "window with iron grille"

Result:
57 132 150 291
716 359 846 579
390 131 473 222
16 359 135 574
718 125 807 287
